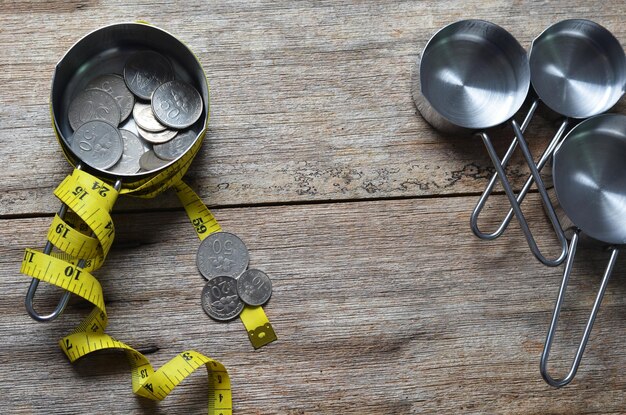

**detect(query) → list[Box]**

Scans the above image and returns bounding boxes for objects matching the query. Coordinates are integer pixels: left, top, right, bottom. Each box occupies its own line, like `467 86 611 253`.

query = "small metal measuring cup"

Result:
471 19 626 248
25 23 210 322
412 19 567 266
541 114 626 387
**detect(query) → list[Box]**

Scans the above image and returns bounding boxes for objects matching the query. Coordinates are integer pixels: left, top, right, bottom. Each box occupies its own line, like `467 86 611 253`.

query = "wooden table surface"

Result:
2 1 626 413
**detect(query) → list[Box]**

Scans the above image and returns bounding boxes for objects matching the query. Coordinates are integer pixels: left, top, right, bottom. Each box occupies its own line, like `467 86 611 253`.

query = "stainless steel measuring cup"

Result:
541 113 626 387
412 19 567 266
471 19 626 248
25 22 210 321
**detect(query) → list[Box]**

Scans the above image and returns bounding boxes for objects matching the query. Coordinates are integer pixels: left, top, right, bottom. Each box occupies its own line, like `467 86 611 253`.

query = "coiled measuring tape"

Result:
21 158 276 410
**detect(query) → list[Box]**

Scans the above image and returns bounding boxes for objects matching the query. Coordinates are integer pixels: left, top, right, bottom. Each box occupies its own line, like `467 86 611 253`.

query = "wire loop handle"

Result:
471 100 570 245
477 120 568 266
540 230 618 387
24 163 122 322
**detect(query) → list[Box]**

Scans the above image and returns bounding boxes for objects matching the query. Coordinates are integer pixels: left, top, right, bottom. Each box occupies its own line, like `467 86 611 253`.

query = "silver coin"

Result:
107 130 146 174
86 74 135 122
201 276 244 321
196 232 249 280
139 150 169 171
123 50 174 100
152 80 203 129
70 120 123 169
133 102 167 132
236 269 272 306
68 89 121 131
137 125 178 144
153 130 197 160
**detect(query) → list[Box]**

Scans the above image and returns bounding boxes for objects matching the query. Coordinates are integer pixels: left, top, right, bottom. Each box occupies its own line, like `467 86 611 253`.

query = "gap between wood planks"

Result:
0 188 536 220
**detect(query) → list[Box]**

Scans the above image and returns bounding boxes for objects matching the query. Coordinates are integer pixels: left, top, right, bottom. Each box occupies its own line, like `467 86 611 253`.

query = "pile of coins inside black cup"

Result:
67 50 203 174
197 232 274 321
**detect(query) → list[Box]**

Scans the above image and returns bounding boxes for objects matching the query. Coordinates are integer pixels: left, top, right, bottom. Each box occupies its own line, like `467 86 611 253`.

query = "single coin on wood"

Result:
197 232 249 280
237 269 272 306
201 276 244 321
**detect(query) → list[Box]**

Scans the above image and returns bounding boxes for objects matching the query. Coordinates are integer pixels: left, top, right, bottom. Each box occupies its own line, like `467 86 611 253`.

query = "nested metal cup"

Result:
412 19 530 133
470 19 626 251
50 22 209 188
541 114 626 388
530 19 626 120
412 20 567 267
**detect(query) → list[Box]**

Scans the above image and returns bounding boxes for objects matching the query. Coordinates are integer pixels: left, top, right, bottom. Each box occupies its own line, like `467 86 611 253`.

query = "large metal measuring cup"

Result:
471 19 626 247
540 113 626 387
412 19 567 266
25 23 210 322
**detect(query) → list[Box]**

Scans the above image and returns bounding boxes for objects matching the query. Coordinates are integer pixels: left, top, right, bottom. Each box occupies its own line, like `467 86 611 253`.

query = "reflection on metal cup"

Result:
530 19 626 119
412 19 530 133
542 114 626 387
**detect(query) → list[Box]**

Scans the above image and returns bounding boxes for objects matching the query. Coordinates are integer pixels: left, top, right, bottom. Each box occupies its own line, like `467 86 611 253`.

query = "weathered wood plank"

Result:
2 1 626 215
2 196 625 413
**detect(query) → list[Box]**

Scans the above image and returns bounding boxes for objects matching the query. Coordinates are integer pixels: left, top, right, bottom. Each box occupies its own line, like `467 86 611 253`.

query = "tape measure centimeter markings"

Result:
174 181 277 349
22 168 232 414
47 214 101 260
61 331 232 413
53 172 116 258
174 181 222 237
22 248 105 312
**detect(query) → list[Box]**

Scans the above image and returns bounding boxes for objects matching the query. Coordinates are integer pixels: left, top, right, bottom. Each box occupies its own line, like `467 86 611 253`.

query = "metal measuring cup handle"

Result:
540 230 618 387
478 120 568 267
470 102 570 243
24 163 122 322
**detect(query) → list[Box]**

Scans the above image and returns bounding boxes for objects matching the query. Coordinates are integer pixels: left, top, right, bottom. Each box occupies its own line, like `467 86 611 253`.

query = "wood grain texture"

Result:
2 1 626 414
2 196 626 414
2 1 626 215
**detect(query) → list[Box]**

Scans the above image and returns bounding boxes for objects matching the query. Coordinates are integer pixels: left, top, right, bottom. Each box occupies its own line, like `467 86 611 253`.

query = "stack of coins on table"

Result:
67 50 203 174
197 232 274 321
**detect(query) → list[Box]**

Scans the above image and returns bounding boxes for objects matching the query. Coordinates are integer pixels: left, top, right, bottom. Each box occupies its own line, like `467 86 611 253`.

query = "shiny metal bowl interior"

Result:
51 23 209 179
419 19 530 129
530 19 626 119
553 114 626 245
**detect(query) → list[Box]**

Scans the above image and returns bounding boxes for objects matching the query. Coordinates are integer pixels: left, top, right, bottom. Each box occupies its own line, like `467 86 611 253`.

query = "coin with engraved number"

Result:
123 51 174 100
133 102 167 132
152 80 203 129
201 276 244 321
107 130 146 174
137 125 178 144
139 150 169 171
70 120 123 169
86 74 135 122
153 130 197 160
68 89 121 131
197 232 249 280
236 269 272 306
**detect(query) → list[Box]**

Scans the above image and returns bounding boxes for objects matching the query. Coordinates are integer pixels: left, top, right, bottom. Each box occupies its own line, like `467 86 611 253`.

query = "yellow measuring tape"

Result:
174 181 277 349
21 167 276 412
